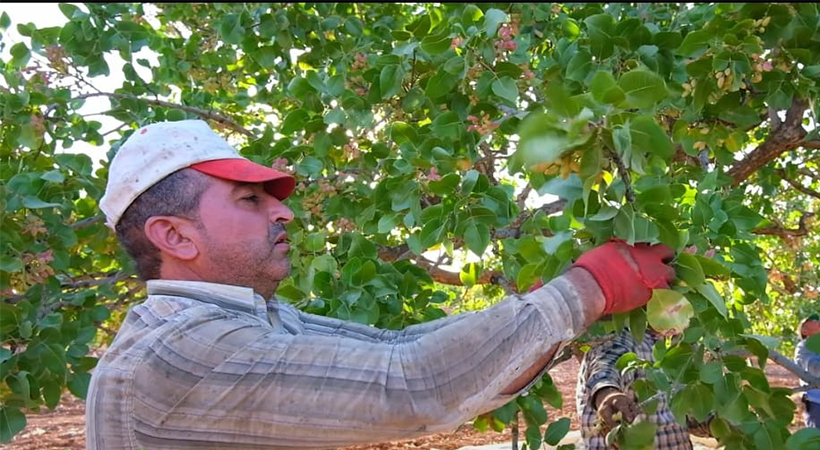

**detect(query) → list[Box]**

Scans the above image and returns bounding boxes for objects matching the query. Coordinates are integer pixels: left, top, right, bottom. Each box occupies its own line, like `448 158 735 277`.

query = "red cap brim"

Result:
190 158 296 200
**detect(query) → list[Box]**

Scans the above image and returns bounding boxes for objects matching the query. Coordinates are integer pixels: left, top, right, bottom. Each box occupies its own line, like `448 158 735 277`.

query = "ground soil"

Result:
6 357 801 450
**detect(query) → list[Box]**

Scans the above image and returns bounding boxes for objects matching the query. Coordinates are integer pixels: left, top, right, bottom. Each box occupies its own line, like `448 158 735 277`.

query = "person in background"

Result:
795 313 820 428
577 327 713 450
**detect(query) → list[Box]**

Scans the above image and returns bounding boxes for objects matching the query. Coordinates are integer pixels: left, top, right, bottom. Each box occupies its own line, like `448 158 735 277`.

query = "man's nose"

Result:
268 197 294 224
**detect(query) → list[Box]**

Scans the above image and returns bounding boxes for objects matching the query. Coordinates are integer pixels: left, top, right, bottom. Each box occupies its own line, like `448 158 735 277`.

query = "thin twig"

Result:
47 92 254 137
71 215 105 229
606 147 636 203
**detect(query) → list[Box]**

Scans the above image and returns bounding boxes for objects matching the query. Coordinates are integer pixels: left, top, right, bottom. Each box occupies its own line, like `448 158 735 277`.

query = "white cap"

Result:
100 120 294 229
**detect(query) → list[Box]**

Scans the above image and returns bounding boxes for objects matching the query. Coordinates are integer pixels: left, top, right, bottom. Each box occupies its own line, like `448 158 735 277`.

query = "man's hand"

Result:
573 240 675 314
595 389 641 435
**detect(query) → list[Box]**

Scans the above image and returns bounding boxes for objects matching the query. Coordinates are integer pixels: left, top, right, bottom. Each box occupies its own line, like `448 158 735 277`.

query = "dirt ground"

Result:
6 358 801 450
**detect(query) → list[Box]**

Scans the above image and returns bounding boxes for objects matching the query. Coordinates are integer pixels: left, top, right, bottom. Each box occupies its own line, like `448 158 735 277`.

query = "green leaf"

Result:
287 77 313 98
483 9 507 37
42 381 62 409
694 255 731 278
786 428 820 450
588 206 619 221
10 43 31 66
545 83 581 118
618 69 667 109
754 421 783 450
379 64 404 98
525 424 543 450
253 46 277 69
324 108 345 125
622 421 657 449
425 70 458 99
281 109 309 135
218 14 244 45
565 49 593 83
591 71 625 104
462 5 483 25
0 255 23 272
629 116 673 161
675 253 705 286
491 76 518 104
67 372 91 399
22 196 61 209
58 3 80 19
420 33 451 55
647 289 694 334
443 55 465 74
695 282 727 318
459 262 481 288
511 109 594 173
676 30 712 57
428 173 460 196
464 221 490 257
613 125 632 161
544 418 571 446
0 12 10 31
430 111 461 139
0 406 26 443
653 31 682 50
700 361 724 384
584 14 616 59
806 334 820 355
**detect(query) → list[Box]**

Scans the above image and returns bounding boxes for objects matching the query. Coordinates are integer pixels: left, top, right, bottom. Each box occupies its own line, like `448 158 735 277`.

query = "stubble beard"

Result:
201 222 291 299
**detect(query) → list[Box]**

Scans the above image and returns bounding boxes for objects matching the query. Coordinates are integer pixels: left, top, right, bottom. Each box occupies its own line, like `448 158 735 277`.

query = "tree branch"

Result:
752 212 814 239
4 271 138 305
606 147 636 203
378 199 567 263
768 105 782 131
63 271 136 289
49 92 254 137
776 169 820 199
71 215 105 229
728 98 808 185
413 258 506 287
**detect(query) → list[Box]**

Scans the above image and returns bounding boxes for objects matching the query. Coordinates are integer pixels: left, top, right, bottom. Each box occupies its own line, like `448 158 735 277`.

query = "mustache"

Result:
269 222 286 243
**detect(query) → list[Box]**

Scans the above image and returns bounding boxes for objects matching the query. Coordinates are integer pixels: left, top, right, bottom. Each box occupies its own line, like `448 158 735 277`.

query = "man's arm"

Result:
580 332 642 434
130 269 602 449
796 340 820 376
583 332 632 407
282 268 604 395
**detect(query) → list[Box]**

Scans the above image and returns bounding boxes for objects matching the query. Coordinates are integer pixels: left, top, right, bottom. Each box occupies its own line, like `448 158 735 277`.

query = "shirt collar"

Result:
146 279 268 319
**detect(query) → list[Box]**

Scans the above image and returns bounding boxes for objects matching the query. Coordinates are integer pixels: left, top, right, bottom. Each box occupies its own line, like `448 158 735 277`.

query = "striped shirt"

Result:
576 329 693 450
86 276 591 450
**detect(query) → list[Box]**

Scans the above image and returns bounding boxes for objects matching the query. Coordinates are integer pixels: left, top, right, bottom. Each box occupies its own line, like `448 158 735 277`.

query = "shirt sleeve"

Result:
129 273 593 449
583 331 633 401
796 340 820 377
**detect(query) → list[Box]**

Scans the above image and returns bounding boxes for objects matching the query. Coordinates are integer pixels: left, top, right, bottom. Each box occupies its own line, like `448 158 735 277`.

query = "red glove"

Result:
572 240 675 314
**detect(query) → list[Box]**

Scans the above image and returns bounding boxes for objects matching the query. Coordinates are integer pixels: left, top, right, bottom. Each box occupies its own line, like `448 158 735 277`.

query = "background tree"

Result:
2 3 820 449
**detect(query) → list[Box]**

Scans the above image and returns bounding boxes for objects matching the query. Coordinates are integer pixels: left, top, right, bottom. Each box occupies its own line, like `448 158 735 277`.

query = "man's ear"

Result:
144 216 200 261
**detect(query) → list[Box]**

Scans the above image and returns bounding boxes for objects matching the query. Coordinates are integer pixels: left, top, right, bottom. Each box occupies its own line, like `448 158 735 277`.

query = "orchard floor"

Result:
6 358 802 450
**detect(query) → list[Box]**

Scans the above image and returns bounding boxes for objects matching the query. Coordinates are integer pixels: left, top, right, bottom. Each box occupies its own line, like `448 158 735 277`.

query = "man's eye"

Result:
242 195 259 203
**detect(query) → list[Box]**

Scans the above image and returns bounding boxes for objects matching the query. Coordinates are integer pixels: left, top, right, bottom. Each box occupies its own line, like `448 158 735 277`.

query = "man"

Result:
86 119 676 450
576 328 710 450
795 313 820 428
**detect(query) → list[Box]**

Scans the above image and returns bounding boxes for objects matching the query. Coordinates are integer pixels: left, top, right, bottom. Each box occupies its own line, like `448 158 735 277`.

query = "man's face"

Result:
802 319 820 339
192 176 294 298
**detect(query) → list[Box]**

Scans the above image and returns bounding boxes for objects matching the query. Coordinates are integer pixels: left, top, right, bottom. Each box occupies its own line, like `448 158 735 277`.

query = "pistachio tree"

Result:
2 3 820 449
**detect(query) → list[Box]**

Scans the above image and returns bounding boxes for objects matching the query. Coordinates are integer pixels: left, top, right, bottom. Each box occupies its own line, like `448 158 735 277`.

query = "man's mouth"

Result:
274 232 288 245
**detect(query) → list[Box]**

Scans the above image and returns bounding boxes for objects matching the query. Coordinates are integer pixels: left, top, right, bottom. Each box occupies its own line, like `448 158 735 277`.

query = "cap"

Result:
100 120 295 229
